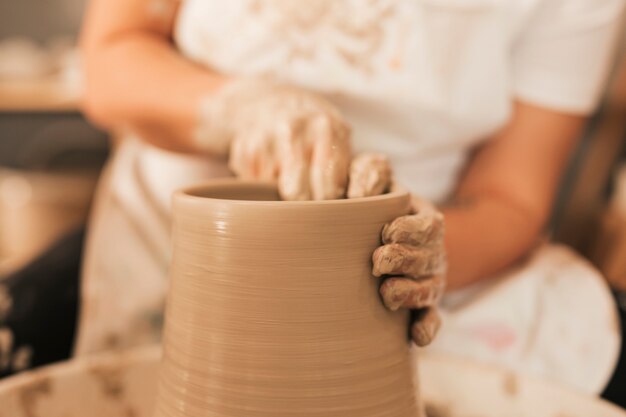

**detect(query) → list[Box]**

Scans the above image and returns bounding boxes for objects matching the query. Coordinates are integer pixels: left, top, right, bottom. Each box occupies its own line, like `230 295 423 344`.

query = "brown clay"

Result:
153 179 423 417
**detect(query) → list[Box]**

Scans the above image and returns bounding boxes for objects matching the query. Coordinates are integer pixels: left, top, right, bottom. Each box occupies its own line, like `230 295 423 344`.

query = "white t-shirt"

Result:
78 1 624 388
169 0 624 203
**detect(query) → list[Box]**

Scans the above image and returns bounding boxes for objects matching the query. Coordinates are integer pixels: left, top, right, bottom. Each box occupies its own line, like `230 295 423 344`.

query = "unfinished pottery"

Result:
153 180 420 417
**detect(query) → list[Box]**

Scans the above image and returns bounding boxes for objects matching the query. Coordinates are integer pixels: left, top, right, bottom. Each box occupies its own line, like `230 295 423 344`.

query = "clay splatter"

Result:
18 377 52 417
425 402 452 417
88 364 138 417
502 372 519 397
89 365 125 399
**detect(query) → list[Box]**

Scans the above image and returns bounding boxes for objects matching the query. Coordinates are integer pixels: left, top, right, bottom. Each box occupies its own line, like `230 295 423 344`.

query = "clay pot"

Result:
153 180 421 417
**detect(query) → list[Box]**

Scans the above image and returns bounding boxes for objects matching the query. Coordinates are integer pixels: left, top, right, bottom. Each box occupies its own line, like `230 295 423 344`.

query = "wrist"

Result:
191 76 244 156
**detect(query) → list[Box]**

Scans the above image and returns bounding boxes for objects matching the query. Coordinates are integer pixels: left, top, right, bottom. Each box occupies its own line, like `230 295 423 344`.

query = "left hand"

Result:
372 197 446 346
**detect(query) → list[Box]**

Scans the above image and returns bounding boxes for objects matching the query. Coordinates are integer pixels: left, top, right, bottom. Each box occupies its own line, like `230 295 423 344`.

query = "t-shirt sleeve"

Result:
512 0 625 114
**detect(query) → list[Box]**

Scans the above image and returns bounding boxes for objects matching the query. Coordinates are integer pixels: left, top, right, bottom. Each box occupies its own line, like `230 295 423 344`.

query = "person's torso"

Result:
173 0 540 201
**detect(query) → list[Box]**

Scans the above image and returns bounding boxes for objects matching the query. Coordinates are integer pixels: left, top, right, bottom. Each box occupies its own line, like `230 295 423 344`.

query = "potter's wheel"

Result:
0 345 623 417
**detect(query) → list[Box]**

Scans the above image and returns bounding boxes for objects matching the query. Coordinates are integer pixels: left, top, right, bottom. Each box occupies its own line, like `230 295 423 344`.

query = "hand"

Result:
346 153 393 199
197 78 352 201
372 197 446 346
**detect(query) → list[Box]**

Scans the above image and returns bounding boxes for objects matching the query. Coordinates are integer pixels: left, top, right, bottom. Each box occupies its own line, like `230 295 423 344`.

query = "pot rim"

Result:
175 179 410 207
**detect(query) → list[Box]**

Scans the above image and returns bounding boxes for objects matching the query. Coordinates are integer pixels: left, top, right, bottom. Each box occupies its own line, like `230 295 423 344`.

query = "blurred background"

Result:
0 0 625 408
0 0 108 276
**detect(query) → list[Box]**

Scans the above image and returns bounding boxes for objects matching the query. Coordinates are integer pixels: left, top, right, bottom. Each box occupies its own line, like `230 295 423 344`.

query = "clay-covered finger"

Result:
411 308 442 347
230 131 278 181
347 153 392 198
382 209 444 246
239 131 280 181
228 134 253 178
276 120 312 201
379 275 444 311
372 243 445 278
257 157 280 181
309 115 351 200
255 136 280 181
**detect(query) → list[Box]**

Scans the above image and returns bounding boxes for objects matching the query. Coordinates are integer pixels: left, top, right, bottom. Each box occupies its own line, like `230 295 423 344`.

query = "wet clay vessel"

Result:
153 180 421 417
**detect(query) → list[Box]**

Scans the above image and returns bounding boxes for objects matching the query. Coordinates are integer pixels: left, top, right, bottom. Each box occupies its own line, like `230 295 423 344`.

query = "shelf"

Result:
0 78 81 112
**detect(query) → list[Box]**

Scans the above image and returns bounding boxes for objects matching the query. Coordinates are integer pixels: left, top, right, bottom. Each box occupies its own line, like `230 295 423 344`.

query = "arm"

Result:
442 0 624 289
443 100 585 290
81 0 355 200
80 0 228 154
370 100 584 345
372 0 622 346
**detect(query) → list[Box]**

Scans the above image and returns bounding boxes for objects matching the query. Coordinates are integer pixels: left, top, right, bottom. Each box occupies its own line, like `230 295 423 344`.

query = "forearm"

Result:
82 35 228 153
442 195 543 290
80 0 229 154
440 101 585 291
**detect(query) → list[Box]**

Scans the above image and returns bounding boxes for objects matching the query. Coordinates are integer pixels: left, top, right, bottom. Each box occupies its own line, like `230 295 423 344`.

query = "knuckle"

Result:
372 245 384 261
372 246 387 276
379 278 406 311
379 277 395 294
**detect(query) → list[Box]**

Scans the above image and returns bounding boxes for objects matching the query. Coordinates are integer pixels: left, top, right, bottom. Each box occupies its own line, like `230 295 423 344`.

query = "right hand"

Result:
196 79 352 201
372 197 446 346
